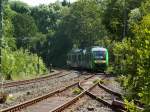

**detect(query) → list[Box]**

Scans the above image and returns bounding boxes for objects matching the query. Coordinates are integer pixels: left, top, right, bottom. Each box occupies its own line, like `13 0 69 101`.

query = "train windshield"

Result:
93 51 106 59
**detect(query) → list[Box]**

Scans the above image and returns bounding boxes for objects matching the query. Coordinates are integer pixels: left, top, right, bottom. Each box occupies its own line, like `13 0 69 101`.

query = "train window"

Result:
93 51 106 59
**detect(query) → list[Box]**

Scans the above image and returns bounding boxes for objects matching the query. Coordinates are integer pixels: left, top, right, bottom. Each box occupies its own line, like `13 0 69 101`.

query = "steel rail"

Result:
51 81 98 112
98 82 144 111
0 71 73 88
0 83 79 112
0 74 95 112
98 82 123 98
79 80 125 112
51 74 122 112
51 74 103 112
79 81 113 107
86 91 125 112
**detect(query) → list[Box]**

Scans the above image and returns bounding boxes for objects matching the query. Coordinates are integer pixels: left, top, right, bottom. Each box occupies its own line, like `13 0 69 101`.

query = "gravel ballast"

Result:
0 71 89 109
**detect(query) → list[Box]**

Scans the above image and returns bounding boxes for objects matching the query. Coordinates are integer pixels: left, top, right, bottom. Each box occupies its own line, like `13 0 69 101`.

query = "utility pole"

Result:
123 0 127 38
0 0 5 94
0 0 4 79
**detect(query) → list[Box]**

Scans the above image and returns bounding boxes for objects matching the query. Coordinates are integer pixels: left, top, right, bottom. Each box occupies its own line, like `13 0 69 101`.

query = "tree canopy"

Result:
62 0 107 48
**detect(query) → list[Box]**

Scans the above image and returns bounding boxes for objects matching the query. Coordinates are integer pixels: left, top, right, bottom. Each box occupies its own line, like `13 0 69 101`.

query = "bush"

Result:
72 88 81 95
124 99 140 112
112 14 150 110
1 48 47 80
93 79 103 84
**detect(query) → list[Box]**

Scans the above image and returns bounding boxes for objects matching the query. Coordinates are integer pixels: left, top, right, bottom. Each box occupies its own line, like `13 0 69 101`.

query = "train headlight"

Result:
94 60 100 63
101 60 106 63
94 60 106 63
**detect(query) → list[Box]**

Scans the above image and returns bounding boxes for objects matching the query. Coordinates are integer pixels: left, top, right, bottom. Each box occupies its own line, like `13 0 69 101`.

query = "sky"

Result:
14 0 77 6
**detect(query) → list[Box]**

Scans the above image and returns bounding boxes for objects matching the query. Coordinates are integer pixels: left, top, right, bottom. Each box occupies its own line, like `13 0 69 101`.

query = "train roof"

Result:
68 46 107 54
91 46 107 52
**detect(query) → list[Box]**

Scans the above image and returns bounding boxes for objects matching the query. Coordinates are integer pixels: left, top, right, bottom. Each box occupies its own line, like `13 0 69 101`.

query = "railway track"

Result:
1 71 143 112
86 83 124 112
98 83 144 111
0 70 71 88
0 74 96 112
1 72 126 112
76 81 142 112
1 70 92 109
54 75 143 112
60 79 123 112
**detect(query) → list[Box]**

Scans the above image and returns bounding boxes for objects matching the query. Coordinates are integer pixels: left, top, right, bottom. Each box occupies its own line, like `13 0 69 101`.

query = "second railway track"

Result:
1 70 69 88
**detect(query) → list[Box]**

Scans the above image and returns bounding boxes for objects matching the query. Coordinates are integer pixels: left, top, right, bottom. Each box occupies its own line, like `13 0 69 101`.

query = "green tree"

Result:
63 0 107 48
2 48 47 80
30 3 71 66
103 0 144 40
9 1 31 14
2 4 16 49
12 13 38 49
140 0 150 16
62 0 70 6
45 32 72 67
1 1 48 80
113 14 150 110
31 3 63 34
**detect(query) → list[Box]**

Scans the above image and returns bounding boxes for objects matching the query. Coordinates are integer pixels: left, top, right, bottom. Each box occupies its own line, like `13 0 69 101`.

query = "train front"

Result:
92 47 108 71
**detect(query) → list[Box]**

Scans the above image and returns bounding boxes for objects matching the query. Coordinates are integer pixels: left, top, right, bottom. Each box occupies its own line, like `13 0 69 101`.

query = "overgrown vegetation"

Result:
2 48 47 80
124 99 140 112
1 2 47 81
72 88 81 95
93 78 103 84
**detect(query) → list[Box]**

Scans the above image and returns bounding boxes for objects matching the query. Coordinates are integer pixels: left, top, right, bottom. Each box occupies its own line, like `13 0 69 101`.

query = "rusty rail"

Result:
87 92 126 112
51 74 122 112
78 78 125 112
0 71 73 88
51 81 98 112
98 82 122 98
0 74 94 112
98 82 144 111
0 83 79 112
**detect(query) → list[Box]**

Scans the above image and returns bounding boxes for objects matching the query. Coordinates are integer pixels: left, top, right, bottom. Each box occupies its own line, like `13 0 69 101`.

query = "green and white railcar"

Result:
67 46 109 71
